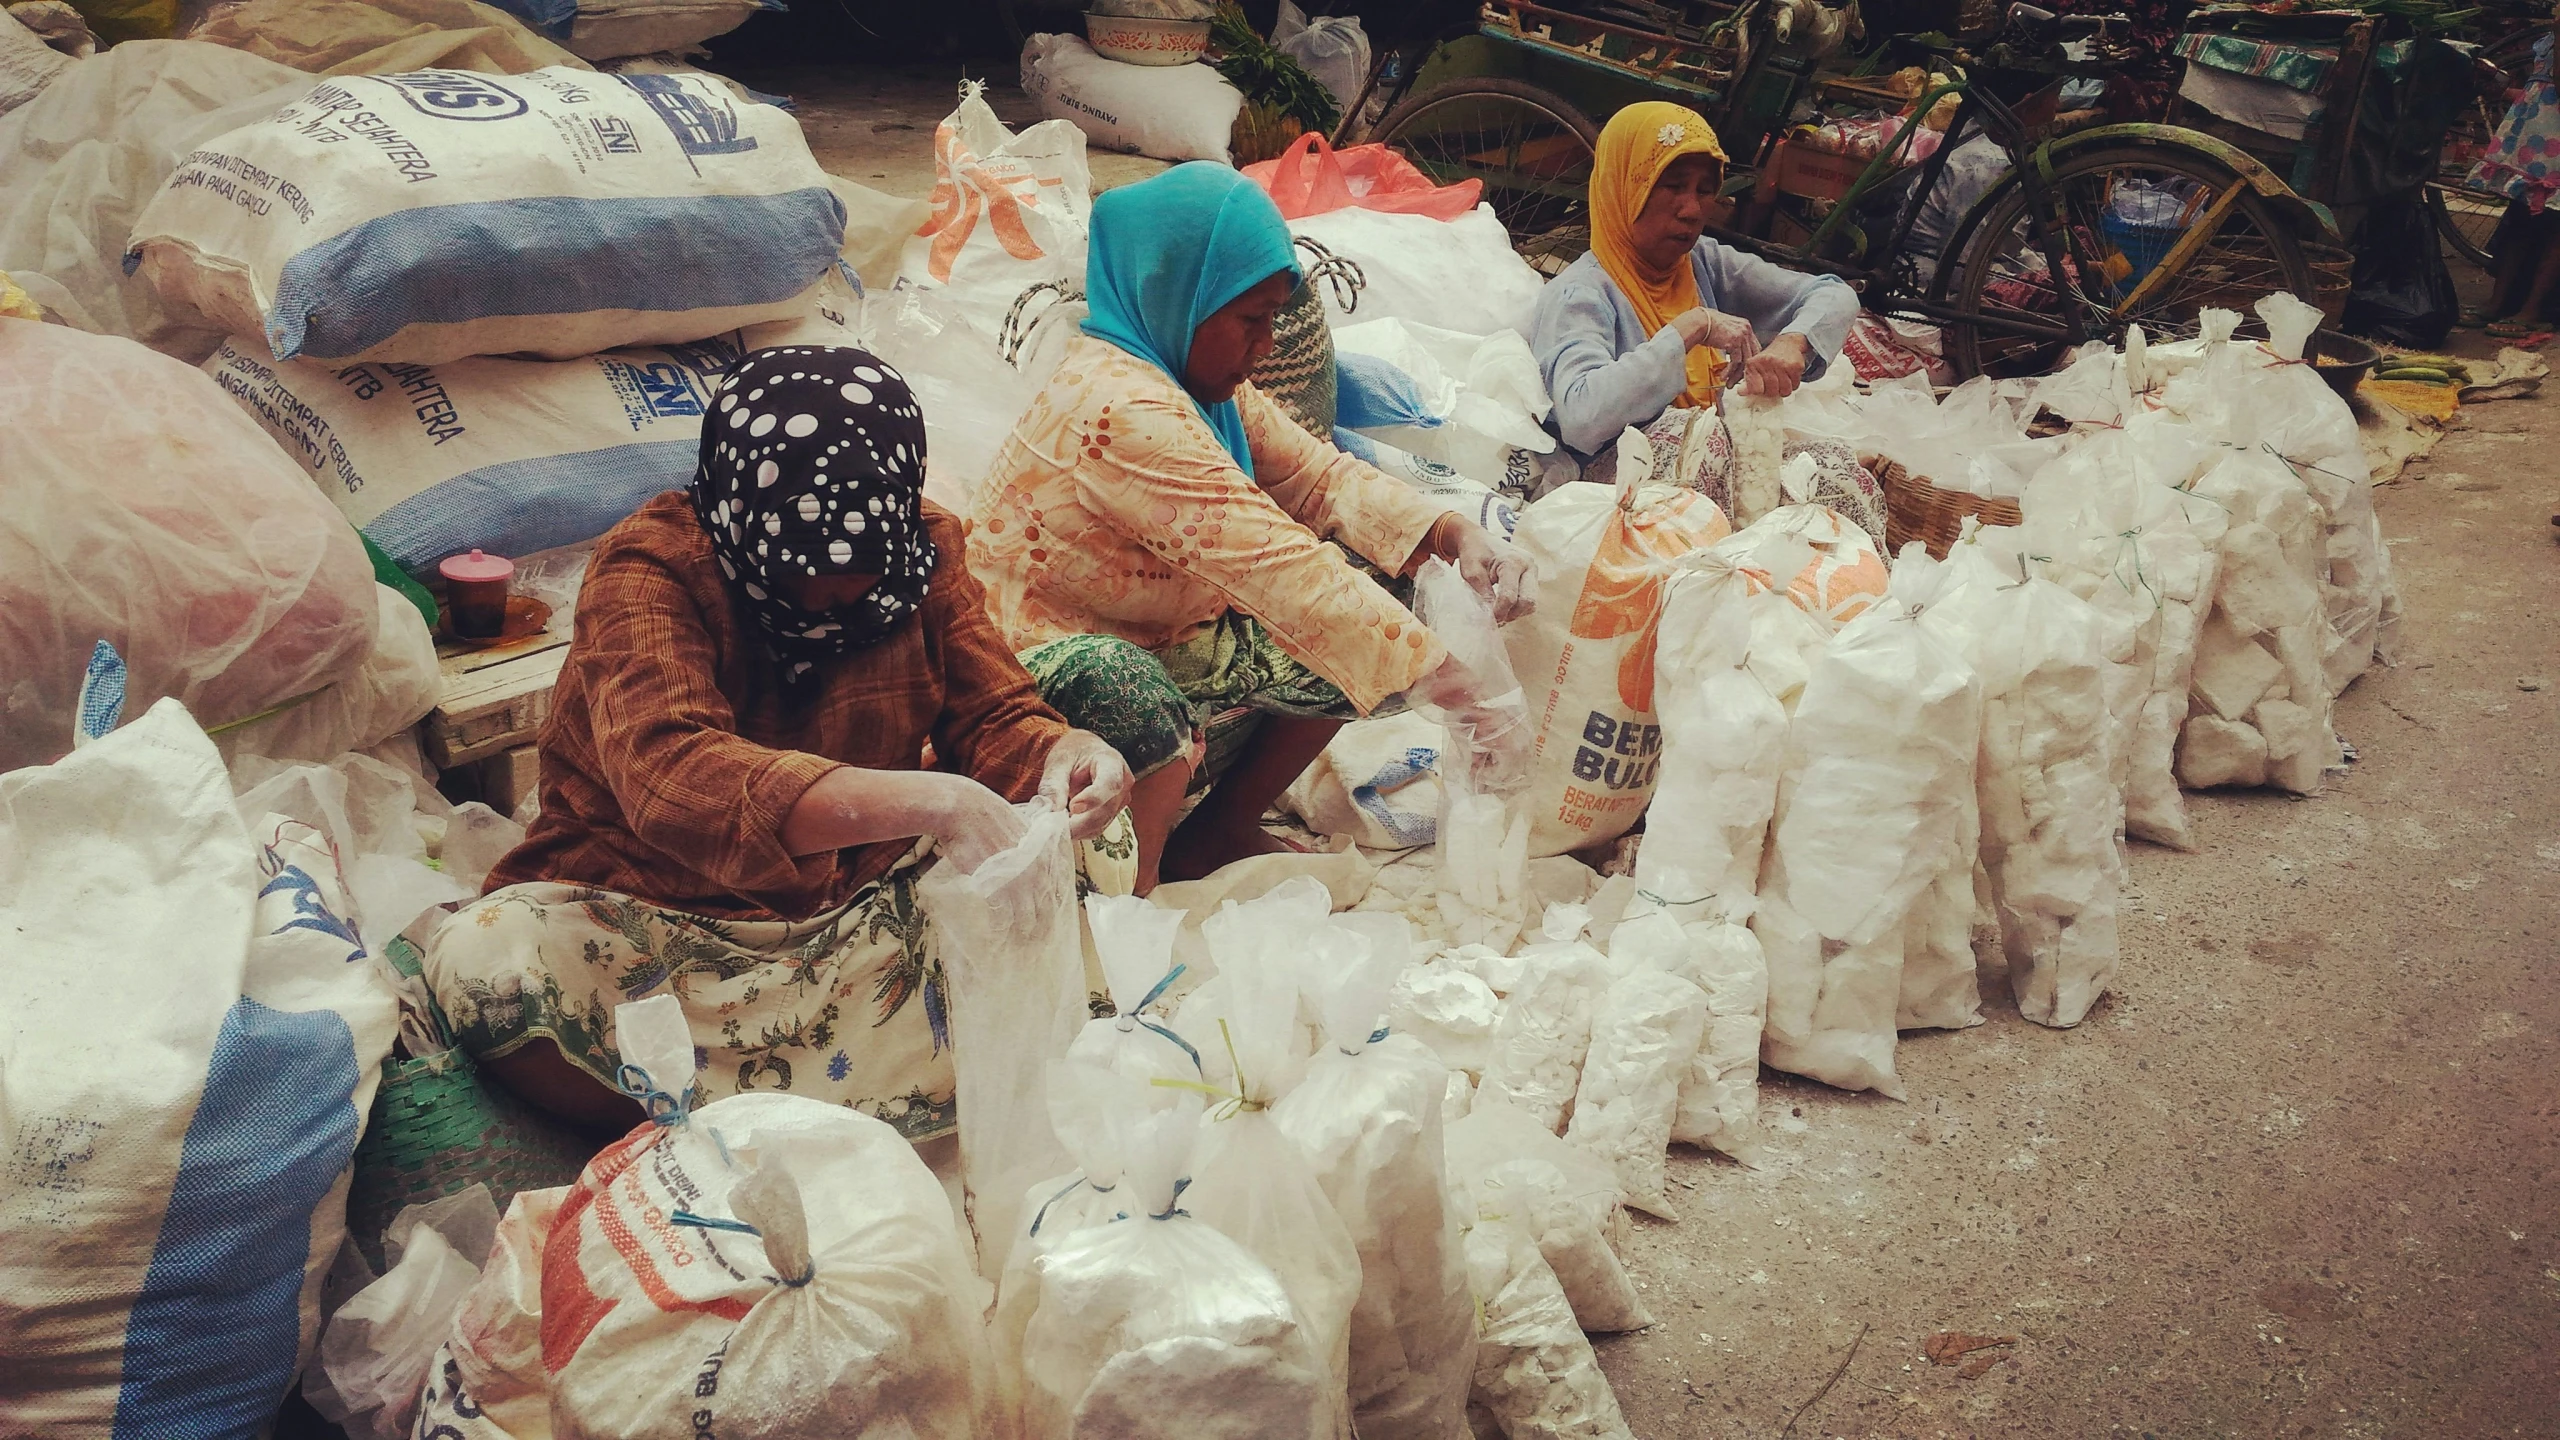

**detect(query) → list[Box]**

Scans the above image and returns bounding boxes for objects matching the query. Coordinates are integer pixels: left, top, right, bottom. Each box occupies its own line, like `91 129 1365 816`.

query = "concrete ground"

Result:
1598 367 2560 1435
751 66 2559 1435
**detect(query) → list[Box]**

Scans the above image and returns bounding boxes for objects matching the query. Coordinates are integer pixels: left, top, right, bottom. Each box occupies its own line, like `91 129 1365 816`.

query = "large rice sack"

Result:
1504 450 1732 857
1 321 431 773
0 41 313 358
200 280 854 572
0 699 398 1437
543 998 989 1440
1287 201 1545 338
1754 570 1980 1098
896 82 1091 344
1019 33 1242 166
128 66 846 364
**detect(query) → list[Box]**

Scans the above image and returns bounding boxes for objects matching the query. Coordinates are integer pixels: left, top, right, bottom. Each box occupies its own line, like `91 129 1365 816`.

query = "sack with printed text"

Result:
898 80 1092 342
1505 433 1732 856
1020 32 1242 166
128 66 846 364
543 996 990 1440
202 276 855 573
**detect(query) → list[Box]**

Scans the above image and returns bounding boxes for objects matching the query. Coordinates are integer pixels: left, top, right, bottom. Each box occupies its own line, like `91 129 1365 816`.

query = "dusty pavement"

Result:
1598 379 2560 1435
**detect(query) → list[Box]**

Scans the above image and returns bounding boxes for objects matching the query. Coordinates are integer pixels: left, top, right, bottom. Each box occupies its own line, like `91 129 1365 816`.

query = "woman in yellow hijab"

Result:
1530 102 1863 491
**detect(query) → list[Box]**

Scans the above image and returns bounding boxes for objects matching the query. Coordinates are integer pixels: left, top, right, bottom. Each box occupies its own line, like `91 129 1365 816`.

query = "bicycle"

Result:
1351 0 2337 377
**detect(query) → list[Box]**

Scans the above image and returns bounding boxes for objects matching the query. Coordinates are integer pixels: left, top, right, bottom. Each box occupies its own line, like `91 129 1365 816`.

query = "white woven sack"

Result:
897 81 1093 343
1020 33 1241 165
1287 202 1544 338
202 273 855 573
0 699 398 1438
129 66 845 364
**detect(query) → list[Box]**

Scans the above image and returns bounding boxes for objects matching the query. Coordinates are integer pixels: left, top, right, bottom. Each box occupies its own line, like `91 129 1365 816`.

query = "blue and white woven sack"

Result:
0 699 400 1437
202 271 857 573
127 67 846 366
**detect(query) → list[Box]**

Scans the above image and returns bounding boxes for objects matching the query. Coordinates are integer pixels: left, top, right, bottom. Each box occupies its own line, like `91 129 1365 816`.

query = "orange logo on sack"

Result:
1566 490 1730 712
916 120 1064 283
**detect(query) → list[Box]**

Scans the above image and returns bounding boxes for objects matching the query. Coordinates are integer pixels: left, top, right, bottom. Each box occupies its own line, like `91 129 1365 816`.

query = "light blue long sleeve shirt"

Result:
1530 240 1862 460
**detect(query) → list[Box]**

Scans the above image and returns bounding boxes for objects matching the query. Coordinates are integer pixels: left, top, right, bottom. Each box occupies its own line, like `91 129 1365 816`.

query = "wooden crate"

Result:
421 630 570 769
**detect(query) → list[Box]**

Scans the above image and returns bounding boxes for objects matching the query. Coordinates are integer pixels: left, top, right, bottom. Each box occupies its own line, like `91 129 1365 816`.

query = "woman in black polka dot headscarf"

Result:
423 341 1138 1133
691 345 938 682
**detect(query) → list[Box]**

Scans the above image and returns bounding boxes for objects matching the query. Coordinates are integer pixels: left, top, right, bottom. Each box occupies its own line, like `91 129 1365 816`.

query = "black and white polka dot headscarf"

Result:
690 345 936 683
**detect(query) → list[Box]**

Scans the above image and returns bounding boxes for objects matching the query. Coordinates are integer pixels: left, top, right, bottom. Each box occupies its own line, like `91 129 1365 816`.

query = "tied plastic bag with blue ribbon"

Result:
1177 899 1365 1435
1269 914 1475 1440
1013 1091 1335 1440
542 996 991 1440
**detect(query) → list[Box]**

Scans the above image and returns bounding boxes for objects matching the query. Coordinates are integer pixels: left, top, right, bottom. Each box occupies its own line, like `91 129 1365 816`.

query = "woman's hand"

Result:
1737 333 1815 399
1423 513 1536 624
1039 729 1134 840
1666 306 1758 355
1405 651 1533 795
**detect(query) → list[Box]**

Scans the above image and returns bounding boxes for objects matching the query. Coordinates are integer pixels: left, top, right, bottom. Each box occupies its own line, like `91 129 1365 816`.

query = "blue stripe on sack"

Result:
112 998 360 1440
1350 745 1441 848
268 187 850 361
365 438 702 573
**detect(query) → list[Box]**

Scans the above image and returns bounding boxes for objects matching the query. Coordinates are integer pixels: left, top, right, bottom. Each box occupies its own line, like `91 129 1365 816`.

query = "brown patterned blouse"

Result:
484 493 1067 921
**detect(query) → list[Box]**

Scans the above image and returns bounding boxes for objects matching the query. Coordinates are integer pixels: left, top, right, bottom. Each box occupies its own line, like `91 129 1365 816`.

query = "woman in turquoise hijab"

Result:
970 163 1530 891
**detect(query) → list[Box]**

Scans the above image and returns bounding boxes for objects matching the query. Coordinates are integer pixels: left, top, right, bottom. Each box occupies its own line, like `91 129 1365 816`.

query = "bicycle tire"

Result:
1929 143 2318 379
1374 77 1601 255
2430 177 2508 270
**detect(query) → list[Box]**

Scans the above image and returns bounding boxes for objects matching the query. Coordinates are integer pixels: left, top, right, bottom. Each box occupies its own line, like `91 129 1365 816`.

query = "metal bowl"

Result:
2309 328 2380 400
1083 12 1211 64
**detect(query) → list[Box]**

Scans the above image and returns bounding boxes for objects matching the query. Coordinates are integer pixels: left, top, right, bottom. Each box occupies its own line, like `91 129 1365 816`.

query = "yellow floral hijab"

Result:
1588 102 1732 407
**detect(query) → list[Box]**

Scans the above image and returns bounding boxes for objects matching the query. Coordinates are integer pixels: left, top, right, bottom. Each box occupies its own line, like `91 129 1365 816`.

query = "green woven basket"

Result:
344 941 596 1271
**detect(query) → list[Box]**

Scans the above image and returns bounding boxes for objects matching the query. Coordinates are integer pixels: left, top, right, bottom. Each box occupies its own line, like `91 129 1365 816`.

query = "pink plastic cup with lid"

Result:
440 548 514 639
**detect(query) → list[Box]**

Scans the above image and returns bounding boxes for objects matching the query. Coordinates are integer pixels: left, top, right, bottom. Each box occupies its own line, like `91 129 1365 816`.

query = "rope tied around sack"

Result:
668 1210 813 1288
1291 235 1365 313
1112 963 1203 1074
1028 1174 1117 1237
615 1062 697 1128
1151 1018 1266 1120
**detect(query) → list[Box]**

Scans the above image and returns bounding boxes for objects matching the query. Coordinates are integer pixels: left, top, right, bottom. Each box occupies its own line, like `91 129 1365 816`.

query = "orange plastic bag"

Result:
1243 133 1482 221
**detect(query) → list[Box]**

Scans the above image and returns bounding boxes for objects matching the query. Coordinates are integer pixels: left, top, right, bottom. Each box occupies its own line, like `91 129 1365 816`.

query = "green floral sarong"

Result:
1021 611 1398 789
426 817 1138 1141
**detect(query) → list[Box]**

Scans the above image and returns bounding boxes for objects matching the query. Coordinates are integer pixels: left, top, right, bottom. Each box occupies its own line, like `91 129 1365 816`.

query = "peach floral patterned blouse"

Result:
970 335 1452 714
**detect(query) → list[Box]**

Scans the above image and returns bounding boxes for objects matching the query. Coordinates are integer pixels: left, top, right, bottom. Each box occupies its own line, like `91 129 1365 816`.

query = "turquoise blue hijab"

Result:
1081 162 1301 478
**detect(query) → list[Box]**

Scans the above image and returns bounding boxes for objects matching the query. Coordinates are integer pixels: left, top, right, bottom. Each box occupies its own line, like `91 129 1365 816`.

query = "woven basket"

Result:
1251 281 1337 435
1248 235 1365 436
343 936 595 1270
2303 241 2354 327
1868 455 2020 560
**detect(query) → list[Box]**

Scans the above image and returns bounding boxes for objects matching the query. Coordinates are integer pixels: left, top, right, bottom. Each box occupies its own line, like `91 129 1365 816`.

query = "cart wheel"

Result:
1374 77 1600 256
2429 179 2507 272
1930 144 2317 380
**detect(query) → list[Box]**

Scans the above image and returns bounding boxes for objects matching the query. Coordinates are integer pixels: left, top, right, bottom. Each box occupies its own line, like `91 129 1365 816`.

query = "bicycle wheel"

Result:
1374 77 1600 255
2430 178 2510 269
1930 143 2317 379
